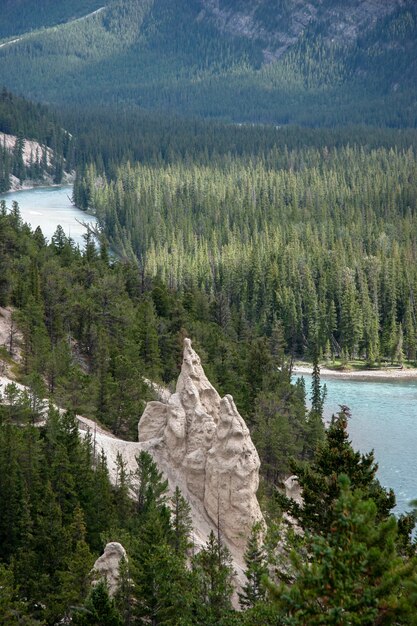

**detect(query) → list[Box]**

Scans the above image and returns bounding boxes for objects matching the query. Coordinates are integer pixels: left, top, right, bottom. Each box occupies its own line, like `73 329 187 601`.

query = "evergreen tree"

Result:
269 476 417 625
132 450 168 518
170 486 193 558
0 564 39 625
191 530 235 624
239 522 268 610
136 297 162 379
72 579 123 626
56 505 94 619
282 409 396 535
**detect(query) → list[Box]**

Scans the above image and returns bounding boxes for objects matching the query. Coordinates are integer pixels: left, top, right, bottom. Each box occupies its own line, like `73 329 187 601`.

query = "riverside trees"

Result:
1 206 417 623
77 142 417 367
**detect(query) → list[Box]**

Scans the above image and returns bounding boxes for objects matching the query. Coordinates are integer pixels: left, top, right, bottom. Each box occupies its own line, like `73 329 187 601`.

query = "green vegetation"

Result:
0 0 416 126
270 476 417 625
0 0 104 38
1 0 417 615
0 199 312 624
76 139 417 366
0 200 416 623
0 197 318 458
0 391 235 625
0 89 73 191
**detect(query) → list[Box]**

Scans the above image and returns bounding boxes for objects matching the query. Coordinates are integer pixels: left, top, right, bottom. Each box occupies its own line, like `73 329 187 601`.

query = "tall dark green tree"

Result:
283 409 396 535
239 522 268 610
269 476 417 625
72 579 123 626
191 530 235 624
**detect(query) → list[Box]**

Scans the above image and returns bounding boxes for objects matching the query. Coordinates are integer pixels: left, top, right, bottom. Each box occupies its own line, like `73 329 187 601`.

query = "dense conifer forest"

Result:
1 0 417 621
73 127 417 366
0 0 416 126
1 201 417 625
0 89 72 191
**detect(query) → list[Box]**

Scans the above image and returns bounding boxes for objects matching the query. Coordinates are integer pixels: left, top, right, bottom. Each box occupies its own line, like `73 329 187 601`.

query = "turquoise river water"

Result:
1 185 98 248
300 373 417 515
2 186 417 515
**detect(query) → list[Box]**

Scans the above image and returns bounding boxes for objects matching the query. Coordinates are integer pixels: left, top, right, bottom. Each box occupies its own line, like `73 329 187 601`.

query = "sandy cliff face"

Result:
139 338 264 549
0 132 74 191
0 132 52 167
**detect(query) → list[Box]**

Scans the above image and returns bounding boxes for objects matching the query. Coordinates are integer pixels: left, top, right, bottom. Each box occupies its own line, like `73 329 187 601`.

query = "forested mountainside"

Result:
1 0 417 619
0 0 416 125
0 0 104 38
0 89 73 191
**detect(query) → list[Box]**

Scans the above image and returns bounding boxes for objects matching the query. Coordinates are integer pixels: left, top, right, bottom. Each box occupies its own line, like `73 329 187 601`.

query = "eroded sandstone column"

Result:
138 338 264 548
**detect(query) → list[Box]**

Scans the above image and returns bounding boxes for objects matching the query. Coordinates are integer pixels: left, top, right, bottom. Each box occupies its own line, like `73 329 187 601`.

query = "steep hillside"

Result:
0 0 416 126
0 89 74 191
200 0 407 61
0 0 105 38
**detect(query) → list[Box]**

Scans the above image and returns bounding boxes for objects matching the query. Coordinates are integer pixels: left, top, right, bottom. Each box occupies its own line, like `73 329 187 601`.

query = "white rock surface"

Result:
0 132 53 168
92 542 127 596
0 335 265 596
138 338 264 548
284 475 303 506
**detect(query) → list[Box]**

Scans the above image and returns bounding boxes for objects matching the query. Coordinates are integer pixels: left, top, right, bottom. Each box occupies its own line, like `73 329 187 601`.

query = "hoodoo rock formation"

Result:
92 542 127 596
139 338 264 548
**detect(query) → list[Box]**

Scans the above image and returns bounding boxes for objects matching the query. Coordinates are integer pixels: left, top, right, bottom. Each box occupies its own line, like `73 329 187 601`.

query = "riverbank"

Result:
0 184 97 248
6 171 75 192
293 363 417 380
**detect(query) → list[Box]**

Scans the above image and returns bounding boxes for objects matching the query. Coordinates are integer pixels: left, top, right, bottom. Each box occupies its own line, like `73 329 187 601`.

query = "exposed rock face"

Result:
139 338 264 548
284 475 303 506
92 542 127 596
199 0 407 61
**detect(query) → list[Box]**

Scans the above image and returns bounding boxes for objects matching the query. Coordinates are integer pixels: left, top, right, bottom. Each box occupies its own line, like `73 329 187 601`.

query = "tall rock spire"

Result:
139 338 264 547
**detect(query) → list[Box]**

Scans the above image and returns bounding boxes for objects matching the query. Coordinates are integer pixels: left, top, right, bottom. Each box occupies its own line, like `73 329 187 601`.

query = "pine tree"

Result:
136 297 162 379
191 530 235 624
56 506 94 620
309 354 326 420
132 504 194 625
269 476 417 625
132 450 168 517
170 486 193 558
283 409 396 535
0 564 39 626
114 451 132 528
114 557 134 626
72 579 123 626
239 522 268 610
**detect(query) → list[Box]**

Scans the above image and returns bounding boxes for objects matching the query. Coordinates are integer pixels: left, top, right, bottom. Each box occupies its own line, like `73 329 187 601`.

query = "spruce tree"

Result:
269 476 417 625
283 408 395 535
170 486 193 558
239 522 268 610
72 579 123 626
132 450 168 517
0 564 39 626
191 530 235 624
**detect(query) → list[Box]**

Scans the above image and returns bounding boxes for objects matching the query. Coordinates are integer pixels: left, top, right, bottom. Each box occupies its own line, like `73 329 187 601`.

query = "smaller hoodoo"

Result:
92 542 127 597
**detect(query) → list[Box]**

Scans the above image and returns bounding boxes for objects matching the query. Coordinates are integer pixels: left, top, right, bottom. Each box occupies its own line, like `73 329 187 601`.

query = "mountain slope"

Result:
0 89 73 191
0 0 416 126
0 0 105 38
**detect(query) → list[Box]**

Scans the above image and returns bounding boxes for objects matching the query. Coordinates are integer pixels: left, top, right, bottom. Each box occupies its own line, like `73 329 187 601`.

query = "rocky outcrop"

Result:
92 542 127 596
0 132 53 168
139 338 264 548
284 475 303 506
199 0 406 61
